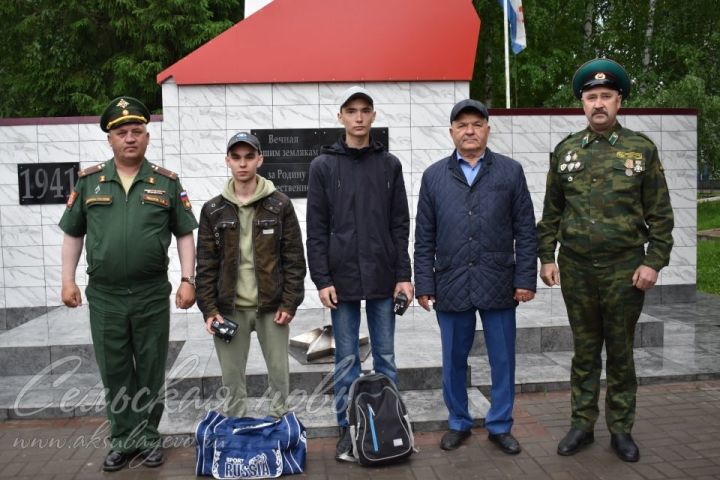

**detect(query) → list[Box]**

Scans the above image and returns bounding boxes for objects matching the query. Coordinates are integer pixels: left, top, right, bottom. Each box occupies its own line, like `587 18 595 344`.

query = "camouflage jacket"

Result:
537 122 674 270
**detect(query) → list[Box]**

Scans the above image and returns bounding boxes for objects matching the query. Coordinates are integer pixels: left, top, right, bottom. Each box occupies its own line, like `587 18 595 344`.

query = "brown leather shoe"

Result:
440 429 471 450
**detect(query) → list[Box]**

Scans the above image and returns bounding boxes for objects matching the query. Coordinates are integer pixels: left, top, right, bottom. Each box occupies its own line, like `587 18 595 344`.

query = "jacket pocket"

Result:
142 193 169 208
612 158 645 194
434 256 450 273
492 252 515 267
214 220 237 249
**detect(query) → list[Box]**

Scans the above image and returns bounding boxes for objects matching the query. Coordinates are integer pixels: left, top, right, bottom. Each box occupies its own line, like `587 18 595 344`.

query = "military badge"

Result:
143 194 169 207
567 176 574 182
560 164 567 172
565 152 572 163
180 191 192 210
86 195 112 206
625 169 633 176
624 159 633 169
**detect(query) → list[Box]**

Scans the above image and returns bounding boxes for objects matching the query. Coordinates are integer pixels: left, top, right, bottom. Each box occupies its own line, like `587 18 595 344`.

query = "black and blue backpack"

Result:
347 373 415 466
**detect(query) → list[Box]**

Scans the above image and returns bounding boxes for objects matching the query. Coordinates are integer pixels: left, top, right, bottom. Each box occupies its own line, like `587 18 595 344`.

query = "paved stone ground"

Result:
1 380 719 479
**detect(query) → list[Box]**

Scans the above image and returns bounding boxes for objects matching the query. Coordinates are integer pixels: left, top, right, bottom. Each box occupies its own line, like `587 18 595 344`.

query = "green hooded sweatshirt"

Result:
221 175 276 309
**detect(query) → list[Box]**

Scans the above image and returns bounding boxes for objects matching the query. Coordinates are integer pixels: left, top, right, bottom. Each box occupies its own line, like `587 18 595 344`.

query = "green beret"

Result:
572 58 630 100
99 96 151 132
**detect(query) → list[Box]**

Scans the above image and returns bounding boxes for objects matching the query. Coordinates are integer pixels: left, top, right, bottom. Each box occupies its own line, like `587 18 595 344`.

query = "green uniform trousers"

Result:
213 310 290 419
86 282 170 452
558 247 645 434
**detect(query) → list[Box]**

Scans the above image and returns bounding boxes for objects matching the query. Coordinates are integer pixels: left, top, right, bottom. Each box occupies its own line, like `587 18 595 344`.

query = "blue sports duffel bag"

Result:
195 410 306 478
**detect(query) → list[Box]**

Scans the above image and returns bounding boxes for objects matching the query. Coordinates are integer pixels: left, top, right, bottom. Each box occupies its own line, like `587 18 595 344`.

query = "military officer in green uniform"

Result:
59 97 198 472
537 59 674 463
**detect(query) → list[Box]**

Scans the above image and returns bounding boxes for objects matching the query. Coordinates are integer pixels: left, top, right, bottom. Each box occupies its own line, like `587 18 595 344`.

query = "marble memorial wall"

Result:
0 80 697 314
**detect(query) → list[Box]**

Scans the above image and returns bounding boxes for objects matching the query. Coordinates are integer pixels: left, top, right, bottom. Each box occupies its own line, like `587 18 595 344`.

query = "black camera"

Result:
393 292 409 316
211 317 238 343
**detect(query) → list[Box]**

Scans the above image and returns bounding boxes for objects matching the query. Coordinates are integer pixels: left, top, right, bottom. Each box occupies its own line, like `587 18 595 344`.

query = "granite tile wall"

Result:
0 80 697 315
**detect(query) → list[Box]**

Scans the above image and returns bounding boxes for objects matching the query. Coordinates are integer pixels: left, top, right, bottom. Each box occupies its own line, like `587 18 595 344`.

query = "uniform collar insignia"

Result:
581 134 590 148
609 131 619 145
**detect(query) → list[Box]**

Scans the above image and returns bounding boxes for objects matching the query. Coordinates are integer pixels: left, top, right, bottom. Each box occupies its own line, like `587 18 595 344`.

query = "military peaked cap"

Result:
100 96 151 132
572 58 631 100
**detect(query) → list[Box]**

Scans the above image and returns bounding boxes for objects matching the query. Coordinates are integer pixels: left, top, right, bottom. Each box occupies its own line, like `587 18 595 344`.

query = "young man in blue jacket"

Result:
414 99 537 454
306 86 414 462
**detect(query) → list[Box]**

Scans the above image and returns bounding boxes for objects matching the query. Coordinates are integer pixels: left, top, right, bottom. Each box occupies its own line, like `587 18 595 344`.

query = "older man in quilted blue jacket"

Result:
414 99 537 454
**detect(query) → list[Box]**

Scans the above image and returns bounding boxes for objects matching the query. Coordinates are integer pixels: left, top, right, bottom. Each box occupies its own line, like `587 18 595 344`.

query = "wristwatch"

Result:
181 276 196 287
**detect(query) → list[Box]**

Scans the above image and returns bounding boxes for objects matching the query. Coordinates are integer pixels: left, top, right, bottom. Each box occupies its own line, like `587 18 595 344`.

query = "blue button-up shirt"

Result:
457 151 483 185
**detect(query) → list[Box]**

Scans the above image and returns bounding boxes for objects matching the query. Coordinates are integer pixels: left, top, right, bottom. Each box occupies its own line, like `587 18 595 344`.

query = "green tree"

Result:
0 0 243 117
473 0 719 173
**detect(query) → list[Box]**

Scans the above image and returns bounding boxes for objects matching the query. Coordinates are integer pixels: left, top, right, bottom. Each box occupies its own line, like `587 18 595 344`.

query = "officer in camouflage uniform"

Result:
59 97 198 472
537 59 673 463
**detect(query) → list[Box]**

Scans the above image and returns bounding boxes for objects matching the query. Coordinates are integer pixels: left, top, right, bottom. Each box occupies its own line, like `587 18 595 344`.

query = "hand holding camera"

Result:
393 292 409 316
209 316 238 343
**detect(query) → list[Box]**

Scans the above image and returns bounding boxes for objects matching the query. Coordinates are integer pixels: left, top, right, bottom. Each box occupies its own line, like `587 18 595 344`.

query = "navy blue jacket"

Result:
413 148 537 312
306 138 411 301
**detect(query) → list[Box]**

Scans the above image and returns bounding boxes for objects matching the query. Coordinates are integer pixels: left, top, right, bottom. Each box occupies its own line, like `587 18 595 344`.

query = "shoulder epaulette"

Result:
78 162 106 178
553 132 577 152
150 163 178 180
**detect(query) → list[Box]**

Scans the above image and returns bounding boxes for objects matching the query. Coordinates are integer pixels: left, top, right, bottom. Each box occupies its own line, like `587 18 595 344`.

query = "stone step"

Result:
472 312 663 355
0 305 665 377
5 350 718 429
167 337 448 398
470 346 720 395
0 372 488 438
157 388 489 439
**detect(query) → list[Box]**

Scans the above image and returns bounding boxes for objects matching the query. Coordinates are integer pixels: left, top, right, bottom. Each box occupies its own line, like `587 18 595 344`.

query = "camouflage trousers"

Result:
558 247 645 434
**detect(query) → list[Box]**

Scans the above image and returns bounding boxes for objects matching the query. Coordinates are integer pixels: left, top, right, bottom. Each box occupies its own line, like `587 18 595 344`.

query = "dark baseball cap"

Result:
227 132 262 154
450 99 489 123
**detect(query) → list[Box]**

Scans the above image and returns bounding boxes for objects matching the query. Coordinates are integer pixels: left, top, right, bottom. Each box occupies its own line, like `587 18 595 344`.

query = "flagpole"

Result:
503 0 511 108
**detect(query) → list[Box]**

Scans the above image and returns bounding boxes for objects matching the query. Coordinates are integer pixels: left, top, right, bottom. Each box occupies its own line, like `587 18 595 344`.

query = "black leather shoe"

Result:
557 428 594 456
488 432 521 455
440 429 471 450
611 433 639 462
103 450 131 472
138 447 165 467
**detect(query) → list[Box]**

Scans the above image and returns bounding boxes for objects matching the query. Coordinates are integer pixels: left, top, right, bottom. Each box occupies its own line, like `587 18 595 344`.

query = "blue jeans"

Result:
436 307 516 434
331 298 397 426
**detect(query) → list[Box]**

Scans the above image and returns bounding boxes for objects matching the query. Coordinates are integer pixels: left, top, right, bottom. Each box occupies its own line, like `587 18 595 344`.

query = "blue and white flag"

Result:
498 0 527 54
